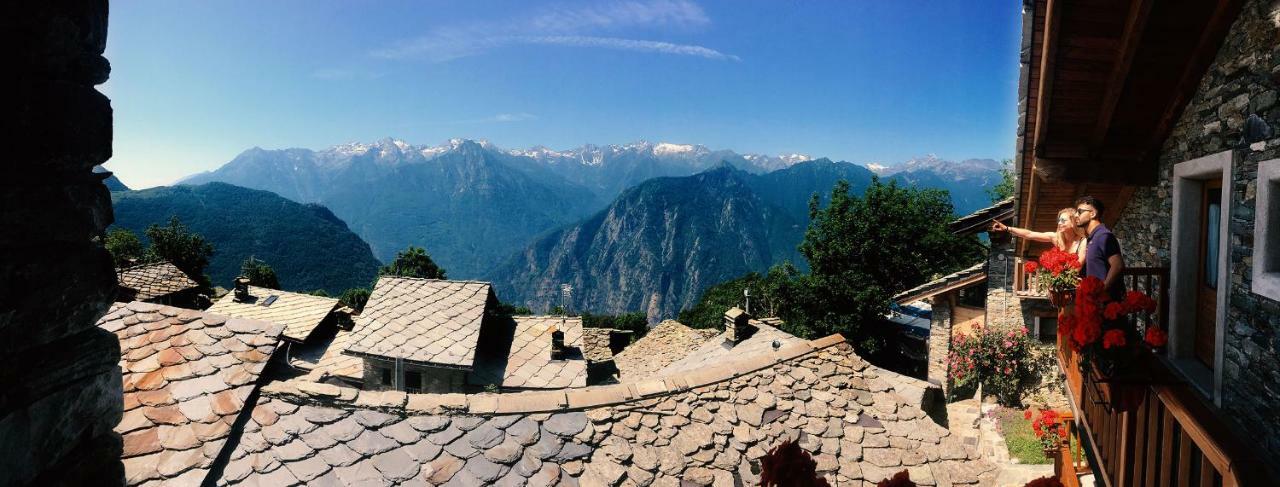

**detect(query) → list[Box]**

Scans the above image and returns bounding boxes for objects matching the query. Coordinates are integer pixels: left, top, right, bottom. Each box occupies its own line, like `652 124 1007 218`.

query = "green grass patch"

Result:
996 408 1053 464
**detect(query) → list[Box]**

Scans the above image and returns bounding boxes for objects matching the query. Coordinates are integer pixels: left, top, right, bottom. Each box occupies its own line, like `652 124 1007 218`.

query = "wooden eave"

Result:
1017 0 1243 257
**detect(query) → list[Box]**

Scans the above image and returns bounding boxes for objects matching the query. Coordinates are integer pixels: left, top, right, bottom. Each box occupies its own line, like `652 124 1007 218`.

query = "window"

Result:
1253 158 1280 301
1034 315 1057 343
405 371 422 394
380 367 391 385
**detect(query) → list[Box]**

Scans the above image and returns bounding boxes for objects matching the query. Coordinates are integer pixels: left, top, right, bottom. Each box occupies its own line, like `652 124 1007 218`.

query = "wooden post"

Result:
1059 410 1082 487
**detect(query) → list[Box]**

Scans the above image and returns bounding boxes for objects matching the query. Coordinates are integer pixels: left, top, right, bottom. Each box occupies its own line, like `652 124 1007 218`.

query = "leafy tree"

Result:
548 305 567 315
791 178 982 346
307 289 331 297
144 216 214 286
683 178 984 354
379 246 447 280
987 158 1016 202
104 228 146 268
339 287 371 312
801 178 983 295
239 256 280 289
490 301 533 316
581 311 649 339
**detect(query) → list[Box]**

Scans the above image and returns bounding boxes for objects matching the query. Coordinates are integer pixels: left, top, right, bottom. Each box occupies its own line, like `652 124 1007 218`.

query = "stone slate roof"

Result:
893 262 988 305
469 316 588 390
310 328 364 384
949 197 1014 235
218 335 995 486
206 285 339 343
613 320 719 380
655 318 804 378
97 301 284 486
116 261 200 301
343 278 492 368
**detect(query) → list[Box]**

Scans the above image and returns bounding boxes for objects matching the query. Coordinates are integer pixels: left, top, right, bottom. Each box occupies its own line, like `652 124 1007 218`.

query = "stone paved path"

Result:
944 391 1055 487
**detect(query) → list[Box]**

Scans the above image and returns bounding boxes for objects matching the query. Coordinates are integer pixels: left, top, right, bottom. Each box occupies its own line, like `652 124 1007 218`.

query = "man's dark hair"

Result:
1075 195 1105 216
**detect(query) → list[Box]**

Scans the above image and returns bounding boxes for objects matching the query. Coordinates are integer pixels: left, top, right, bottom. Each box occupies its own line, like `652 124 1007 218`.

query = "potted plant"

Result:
1027 409 1067 459
1025 248 1082 307
1058 276 1165 411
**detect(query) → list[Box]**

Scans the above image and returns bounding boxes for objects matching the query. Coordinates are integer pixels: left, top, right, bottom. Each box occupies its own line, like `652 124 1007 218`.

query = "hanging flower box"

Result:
1049 288 1075 308
1026 248 1082 309
1088 350 1151 413
1059 276 1168 405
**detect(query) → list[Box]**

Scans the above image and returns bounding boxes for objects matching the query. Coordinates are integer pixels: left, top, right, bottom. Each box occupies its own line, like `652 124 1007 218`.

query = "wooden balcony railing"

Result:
1013 255 1049 298
1053 267 1272 487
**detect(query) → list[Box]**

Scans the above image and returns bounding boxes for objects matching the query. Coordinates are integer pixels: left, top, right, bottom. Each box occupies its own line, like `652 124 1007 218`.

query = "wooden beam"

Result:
1022 0 1062 258
1144 0 1245 160
1090 0 1153 155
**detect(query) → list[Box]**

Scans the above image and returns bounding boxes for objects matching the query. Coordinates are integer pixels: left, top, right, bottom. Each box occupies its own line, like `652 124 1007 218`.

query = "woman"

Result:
991 207 1086 263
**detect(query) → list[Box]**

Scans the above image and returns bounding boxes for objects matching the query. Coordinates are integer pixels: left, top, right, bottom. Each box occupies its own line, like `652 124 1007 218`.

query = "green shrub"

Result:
948 325 1035 405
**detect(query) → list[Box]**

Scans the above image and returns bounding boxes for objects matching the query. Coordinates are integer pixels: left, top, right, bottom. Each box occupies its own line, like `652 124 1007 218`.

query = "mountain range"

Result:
110 183 382 294
179 138 1000 284
487 161 879 319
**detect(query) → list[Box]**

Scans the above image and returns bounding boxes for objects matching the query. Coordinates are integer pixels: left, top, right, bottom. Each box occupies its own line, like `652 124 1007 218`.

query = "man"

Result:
1075 195 1125 300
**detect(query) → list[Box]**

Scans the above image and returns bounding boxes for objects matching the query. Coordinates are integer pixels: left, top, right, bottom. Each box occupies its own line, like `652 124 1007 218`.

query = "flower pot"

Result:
1088 360 1147 413
1049 288 1075 308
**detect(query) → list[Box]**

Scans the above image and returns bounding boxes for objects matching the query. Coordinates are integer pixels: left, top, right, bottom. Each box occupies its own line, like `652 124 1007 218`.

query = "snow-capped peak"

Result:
864 163 889 174
332 141 372 156
653 142 696 155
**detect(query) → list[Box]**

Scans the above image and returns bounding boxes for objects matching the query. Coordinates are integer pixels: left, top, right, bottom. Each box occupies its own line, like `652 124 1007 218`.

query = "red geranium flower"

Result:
1077 276 1105 301
1124 290 1157 314
1025 261 1039 274
1102 329 1127 349
1104 302 1126 320
1144 326 1168 348
1072 314 1102 349
1024 410 1032 420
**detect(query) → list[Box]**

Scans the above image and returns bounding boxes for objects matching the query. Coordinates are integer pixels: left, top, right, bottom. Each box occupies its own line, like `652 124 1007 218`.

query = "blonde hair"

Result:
1054 207 1085 250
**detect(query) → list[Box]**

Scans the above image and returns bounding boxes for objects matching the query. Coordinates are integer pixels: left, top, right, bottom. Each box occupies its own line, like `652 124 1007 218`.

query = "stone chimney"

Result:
724 307 754 344
233 276 252 302
550 325 566 360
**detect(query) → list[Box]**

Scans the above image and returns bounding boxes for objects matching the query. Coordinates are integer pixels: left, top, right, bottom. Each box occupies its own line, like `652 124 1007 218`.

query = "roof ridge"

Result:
377 276 493 285
261 333 849 415
115 260 176 272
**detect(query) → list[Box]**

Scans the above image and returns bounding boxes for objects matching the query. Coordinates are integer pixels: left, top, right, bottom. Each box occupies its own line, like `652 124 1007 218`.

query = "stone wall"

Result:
0 1 125 485
926 295 953 393
1111 0 1280 464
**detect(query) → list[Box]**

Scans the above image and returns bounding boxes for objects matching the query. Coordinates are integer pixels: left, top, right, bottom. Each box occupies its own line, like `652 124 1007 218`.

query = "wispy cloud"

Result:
371 0 735 63
311 68 384 80
513 35 738 61
450 112 538 124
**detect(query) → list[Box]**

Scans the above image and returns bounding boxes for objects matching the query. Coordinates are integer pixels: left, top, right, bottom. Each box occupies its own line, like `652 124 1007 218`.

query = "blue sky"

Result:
104 0 1023 188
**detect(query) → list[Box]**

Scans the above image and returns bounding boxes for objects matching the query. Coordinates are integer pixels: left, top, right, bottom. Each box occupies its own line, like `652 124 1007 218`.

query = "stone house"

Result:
115 261 203 308
335 276 590 394
998 0 1280 482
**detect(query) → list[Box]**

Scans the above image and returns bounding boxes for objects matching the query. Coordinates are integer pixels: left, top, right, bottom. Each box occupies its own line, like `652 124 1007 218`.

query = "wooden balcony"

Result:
1054 268 1272 486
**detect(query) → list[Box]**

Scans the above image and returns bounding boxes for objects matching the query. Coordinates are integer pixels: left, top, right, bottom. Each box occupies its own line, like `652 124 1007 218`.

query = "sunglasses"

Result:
1075 207 1094 214
1057 217 1071 223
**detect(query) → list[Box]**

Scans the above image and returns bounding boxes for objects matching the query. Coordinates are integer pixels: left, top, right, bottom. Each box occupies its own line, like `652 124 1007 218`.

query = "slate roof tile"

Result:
99 302 283 485
206 285 339 343
469 316 589 390
116 261 201 302
343 277 492 367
